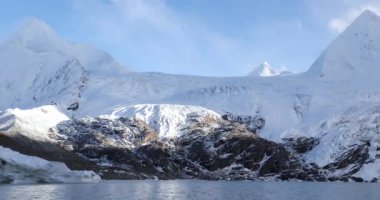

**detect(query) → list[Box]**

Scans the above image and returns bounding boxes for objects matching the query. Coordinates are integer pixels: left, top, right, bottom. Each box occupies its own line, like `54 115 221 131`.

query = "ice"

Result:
0 145 100 184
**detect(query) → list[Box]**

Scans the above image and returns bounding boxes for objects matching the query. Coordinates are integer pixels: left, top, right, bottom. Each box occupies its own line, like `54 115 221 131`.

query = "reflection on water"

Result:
0 180 379 200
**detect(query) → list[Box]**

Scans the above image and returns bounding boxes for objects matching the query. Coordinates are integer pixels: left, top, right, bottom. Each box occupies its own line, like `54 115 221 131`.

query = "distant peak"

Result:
12 18 63 52
248 62 278 77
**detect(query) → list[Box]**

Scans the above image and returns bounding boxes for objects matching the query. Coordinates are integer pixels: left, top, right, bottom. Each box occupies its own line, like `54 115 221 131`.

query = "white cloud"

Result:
72 0 182 41
329 4 380 33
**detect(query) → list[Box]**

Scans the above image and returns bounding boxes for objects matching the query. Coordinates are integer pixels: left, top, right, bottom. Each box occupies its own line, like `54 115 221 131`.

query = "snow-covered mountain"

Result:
1 10 380 182
307 10 380 80
247 62 293 77
0 19 127 112
248 62 279 77
11 19 127 75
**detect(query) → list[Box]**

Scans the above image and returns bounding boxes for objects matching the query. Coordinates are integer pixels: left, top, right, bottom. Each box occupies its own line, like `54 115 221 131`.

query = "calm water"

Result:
0 180 379 200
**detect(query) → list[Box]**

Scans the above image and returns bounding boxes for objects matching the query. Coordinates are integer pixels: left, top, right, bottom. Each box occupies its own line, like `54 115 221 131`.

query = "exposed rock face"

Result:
174 127 320 181
323 144 369 181
283 137 319 154
44 116 326 181
221 112 265 132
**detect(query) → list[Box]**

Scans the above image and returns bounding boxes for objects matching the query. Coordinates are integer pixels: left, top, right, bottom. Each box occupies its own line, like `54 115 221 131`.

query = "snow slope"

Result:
104 104 221 138
303 105 380 165
11 19 127 75
0 19 127 111
0 105 69 142
0 145 100 184
0 104 219 140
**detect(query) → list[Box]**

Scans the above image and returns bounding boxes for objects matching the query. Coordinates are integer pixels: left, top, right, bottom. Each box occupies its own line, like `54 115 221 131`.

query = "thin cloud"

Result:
72 0 182 41
71 0 245 75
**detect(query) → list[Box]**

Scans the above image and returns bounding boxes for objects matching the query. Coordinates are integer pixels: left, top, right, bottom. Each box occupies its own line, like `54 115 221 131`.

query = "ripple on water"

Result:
0 180 379 200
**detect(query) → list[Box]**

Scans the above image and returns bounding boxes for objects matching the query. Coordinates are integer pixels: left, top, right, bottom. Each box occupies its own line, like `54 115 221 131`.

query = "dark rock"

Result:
67 102 79 111
0 133 95 171
283 137 320 154
221 112 265 132
323 144 369 173
51 116 320 180
351 177 364 182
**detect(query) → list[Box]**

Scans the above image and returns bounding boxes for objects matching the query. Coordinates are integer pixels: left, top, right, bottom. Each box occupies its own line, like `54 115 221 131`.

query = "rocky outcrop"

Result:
221 112 265 132
283 137 319 154
43 116 327 181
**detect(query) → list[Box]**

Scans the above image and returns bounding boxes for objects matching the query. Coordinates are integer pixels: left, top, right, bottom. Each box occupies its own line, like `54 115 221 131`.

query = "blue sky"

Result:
1 0 380 76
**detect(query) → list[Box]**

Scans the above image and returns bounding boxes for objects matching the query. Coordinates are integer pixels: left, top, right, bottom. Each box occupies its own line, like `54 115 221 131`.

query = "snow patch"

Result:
354 160 380 181
104 104 221 138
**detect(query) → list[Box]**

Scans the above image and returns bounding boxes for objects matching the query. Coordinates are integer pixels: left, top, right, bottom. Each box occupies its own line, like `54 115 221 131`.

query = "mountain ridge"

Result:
307 9 380 80
1 10 380 182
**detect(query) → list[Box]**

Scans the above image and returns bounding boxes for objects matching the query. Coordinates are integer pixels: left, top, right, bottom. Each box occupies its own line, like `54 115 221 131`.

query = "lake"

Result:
0 180 379 200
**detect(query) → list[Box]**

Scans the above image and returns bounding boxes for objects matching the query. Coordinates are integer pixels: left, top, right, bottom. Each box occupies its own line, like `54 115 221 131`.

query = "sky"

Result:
0 0 380 76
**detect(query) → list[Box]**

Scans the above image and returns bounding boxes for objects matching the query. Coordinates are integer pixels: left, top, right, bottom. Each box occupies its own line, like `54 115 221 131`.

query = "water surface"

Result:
0 180 379 200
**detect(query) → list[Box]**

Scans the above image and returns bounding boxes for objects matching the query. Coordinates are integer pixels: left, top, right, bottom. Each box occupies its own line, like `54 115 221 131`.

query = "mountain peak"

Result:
12 18 63 52
6 18 128 74
248 62 278 77
360 9 378 19
351 9 380 27
262 61 270 66
307 10 380 79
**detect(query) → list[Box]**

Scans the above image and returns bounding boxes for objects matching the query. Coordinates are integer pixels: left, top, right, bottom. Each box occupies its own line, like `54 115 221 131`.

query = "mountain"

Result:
247 62 294 77
1 10 380 182
307 10 380 80
0 19 127 112
248 62 279 77
10 19 128 75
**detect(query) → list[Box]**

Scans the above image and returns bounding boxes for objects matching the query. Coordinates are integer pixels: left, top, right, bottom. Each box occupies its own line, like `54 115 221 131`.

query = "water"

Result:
0 180 379 200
